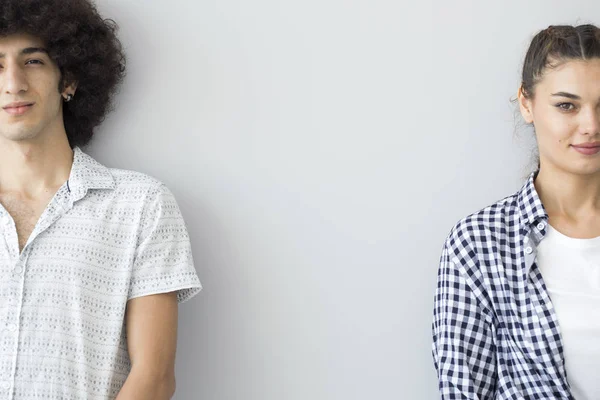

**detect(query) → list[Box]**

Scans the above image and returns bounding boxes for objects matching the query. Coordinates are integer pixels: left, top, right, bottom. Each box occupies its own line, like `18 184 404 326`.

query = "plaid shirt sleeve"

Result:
432 231 497 400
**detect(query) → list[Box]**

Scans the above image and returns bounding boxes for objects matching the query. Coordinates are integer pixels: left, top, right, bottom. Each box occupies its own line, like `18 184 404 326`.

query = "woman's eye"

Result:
557 103 575 111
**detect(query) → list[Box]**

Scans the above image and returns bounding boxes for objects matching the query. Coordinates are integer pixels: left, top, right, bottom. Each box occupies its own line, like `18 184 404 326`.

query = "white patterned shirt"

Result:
0 147 202 399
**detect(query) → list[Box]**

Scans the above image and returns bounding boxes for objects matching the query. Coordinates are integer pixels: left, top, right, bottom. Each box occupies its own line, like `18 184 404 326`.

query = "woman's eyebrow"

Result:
551 91 581 100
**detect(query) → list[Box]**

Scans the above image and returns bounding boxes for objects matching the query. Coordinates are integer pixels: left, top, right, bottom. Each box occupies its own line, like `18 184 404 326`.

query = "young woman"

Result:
432 24 600 400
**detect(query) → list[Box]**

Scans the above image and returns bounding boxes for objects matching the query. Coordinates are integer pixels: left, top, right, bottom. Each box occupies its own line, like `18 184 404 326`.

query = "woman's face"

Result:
519 58 600 175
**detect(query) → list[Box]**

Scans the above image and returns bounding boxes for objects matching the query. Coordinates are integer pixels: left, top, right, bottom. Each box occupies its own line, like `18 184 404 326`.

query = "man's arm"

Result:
116 291 179 400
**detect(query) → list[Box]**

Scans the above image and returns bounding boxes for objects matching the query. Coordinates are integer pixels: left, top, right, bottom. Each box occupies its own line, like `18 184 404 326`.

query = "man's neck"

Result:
0 138 74 200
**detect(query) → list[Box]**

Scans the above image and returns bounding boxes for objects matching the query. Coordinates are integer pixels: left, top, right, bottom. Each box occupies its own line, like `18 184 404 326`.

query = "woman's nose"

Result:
580 106 600 135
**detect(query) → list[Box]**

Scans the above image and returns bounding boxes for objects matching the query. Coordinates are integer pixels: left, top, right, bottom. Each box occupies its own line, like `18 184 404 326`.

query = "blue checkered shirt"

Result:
431 171 577 399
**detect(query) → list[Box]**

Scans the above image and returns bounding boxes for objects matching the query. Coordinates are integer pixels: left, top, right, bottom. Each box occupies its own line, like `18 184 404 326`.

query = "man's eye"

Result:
26 60 43 65
556 103 575 111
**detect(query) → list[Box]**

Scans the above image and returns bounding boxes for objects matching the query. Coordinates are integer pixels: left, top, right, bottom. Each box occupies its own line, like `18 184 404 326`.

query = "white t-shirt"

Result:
536 224 600 400
0 147 202 399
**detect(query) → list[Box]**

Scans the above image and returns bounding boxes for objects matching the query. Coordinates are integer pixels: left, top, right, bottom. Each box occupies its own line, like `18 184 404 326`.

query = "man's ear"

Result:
518 85 534 124
60 69 78 98
62 80 78 97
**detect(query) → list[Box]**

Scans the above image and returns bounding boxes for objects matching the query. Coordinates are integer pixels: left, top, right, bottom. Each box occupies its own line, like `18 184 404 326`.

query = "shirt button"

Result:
1 381 9 390
537 222 546 230
7 324 16 332
525 246 533 254
13 266 22 274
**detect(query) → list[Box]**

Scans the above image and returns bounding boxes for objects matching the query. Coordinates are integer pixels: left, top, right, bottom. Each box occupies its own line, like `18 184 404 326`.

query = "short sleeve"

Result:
129 183 202 303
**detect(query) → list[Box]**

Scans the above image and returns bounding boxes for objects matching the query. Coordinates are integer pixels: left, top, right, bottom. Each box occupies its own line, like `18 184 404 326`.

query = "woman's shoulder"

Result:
443 188 523 259
456 192 519 233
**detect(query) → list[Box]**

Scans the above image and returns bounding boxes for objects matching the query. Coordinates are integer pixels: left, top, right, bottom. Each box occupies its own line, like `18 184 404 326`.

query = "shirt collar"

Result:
67 147 115 201
516 170 549 230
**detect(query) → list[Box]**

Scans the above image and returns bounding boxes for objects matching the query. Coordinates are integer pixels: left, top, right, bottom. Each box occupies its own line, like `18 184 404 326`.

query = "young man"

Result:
0 1 202 399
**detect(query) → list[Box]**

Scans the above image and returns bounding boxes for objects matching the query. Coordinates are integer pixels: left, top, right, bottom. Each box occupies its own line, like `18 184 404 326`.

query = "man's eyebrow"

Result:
551 91 581 100
0 47 48 58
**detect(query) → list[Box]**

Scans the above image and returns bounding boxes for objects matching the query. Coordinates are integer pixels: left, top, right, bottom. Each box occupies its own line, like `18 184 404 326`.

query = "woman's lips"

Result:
572 145 600 155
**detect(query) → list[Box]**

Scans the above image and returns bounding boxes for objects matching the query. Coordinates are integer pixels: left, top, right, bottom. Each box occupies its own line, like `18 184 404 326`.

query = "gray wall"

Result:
91 1 600 399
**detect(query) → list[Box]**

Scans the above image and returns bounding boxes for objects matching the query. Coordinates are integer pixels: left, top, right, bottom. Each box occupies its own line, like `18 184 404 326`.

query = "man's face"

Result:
0 33 68 143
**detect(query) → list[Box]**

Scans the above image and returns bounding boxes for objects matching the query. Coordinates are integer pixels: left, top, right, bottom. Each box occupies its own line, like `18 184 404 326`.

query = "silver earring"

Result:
65 94 73 102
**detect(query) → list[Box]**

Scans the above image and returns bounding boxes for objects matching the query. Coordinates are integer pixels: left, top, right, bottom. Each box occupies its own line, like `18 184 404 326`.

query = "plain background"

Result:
88 1 600 399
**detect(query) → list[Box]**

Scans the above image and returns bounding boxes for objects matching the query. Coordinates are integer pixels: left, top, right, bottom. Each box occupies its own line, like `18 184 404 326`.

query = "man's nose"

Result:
3 64 29 94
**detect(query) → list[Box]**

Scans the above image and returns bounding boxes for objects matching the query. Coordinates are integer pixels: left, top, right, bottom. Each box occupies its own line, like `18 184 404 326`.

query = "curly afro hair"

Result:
0 0 126 148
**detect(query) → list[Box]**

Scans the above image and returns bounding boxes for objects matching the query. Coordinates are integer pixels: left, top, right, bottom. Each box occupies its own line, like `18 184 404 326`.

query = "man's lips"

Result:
3 103 34 116
3 101 34 109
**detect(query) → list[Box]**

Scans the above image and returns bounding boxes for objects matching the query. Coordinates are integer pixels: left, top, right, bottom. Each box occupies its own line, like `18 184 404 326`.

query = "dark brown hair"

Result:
0 0 126 148
521 24 600 99
519 24 600 172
